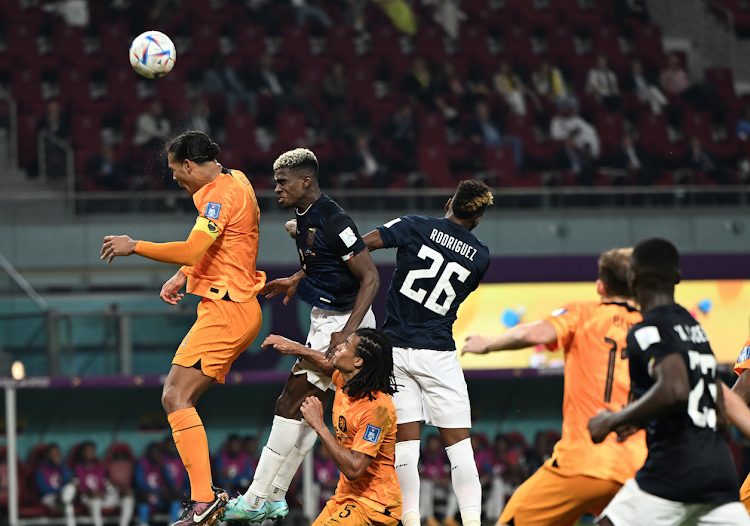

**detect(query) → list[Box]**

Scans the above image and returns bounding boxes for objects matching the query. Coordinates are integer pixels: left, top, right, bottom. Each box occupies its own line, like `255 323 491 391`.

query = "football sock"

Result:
395 441 422 517
168 408 214 503
269 421 318 501
88 497 103 526
244 416 302 509
119 494 135 526
445 438 482 526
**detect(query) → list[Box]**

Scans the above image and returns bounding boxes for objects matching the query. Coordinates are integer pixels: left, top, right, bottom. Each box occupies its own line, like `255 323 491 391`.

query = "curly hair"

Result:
167 131 220 164
598 248 633 297
343 328 397 401
273 148 319 178
452 180 494 219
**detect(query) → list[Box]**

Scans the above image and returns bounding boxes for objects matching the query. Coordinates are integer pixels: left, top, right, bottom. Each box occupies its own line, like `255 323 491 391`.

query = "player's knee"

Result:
274 391 299 419
161 385 187 414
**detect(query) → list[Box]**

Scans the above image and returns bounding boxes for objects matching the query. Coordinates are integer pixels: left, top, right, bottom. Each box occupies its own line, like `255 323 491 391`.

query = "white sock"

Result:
395 441 421 517
119 494 135 526
244 416 302 509
269 421 318 500
445 438 482 526
64 503 76 526
89 497 103 526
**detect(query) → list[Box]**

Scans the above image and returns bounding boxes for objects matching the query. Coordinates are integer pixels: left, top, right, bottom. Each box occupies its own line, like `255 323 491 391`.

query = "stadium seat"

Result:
705 67 736 101
595 112 625 161
327 25 358 64
72 113 102 149
483 145 519 186
414 24 446 63
370 25 404 63
275 111 307 149
417 145 452 187
417 112 448 148
682 111 713 145
235 24 267 59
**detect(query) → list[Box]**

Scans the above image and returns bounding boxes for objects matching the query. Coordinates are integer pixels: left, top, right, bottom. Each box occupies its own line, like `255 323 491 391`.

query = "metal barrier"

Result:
36 129 75 209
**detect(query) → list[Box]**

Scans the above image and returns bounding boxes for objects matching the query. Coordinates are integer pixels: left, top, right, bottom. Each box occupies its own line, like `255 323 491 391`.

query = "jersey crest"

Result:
307 228 316 246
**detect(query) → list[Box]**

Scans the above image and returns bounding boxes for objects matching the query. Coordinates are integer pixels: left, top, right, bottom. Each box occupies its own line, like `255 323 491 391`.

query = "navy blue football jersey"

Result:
628 303 738 504
294 195 367 311
377 215 490 350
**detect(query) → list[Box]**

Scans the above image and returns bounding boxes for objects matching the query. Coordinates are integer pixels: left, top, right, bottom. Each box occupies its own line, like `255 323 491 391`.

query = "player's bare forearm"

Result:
463 320 557 354
340 250 380 337
315 426 373 480
262 335 335 377
363 230 385 252
723 382 750 438
732 369 750 404
591 353 690 442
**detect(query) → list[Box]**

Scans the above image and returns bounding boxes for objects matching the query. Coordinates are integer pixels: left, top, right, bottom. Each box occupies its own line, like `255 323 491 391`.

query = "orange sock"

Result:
168 408 214 503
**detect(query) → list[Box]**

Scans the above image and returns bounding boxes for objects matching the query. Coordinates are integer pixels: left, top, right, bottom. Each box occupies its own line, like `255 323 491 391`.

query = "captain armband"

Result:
192 216 221 241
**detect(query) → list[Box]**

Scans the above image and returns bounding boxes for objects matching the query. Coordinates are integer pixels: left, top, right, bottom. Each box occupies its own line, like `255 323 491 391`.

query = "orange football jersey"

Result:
330 371 401 518
544 301 647 484
735 337 750 376
183 168 266 302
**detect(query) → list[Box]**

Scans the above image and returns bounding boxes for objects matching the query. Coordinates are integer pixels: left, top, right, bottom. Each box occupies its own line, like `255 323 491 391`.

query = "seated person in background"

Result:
203 53 255 115
135 443 182 526
73 442 135 526
312 444 339 510
492 61 539 116
484 435 512 524
736 105 750 140
133 100 171 152
347 134 389 188
685 136 733 184
85 144 127 191
161 439 189 524
659 52 714 112
37 99 72 179
321 61 349 110
420 434 451 526
614 134 655 185
385 103 418 171
532 60 568 102
215 435 253 496
36 444 76 526
467 101 523 170
550 98 601 159
402 57 458 120
555 136 597 186
585 54 621 111
622 58 667 114
243 436 260 474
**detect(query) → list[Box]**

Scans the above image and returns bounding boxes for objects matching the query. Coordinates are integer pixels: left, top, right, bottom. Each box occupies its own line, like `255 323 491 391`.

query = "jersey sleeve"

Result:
193 180 235 237
735 338 750 376
322 212 367 262
543 303 581 352
350 404 396 458
376 216 415 248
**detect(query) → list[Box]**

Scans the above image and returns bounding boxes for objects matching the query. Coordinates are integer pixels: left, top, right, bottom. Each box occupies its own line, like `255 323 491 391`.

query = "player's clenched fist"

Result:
160 269 187 305
300 396 324 430
100 235 137 263
588 409 616 444
285 219 297 239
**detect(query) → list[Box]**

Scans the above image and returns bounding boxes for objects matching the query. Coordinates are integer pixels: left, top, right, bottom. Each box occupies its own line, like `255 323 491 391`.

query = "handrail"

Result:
0 88 18 170
0 252 49 312
37 129 75 208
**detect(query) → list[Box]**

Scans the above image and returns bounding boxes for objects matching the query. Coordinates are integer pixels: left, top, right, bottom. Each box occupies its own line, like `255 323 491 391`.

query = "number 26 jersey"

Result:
627 303 739 504
377 215 490 351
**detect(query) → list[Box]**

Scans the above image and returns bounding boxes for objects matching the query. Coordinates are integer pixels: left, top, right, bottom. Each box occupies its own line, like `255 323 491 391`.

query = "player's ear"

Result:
353 356 363 368
445 198 452 212
595 279 605 296
675 269 682 285
472 216 482 229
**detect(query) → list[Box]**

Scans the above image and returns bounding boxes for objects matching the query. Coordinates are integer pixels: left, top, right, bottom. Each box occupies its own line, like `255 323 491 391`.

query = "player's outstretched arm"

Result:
328 250 380 354
260 271 305 305
461 320 558 354
722 381 750 438
588 352 690 443
262 334 336 377
362 229 385 252
300 396 374 480
101 230 215 266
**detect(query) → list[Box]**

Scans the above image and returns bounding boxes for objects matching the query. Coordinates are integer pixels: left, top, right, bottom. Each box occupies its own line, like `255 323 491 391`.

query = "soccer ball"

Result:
129 31 176 79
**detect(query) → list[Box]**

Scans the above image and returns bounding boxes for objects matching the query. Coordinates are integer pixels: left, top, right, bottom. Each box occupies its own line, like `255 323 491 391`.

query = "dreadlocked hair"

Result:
343 328 398 401
452 180 494 219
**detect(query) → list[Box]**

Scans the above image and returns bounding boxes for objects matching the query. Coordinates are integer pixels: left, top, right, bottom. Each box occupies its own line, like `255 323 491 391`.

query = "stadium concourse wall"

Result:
2 208 750 458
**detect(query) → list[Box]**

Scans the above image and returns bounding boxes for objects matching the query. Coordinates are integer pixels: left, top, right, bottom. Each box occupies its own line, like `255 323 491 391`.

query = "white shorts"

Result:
292 306 376 391
599 479 750 526
391 347 471 428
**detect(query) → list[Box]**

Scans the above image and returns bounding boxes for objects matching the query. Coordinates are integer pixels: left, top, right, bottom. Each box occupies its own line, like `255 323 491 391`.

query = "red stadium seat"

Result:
371 25 404 62
327 25 358 64
414 24 446 63
275 111 307 148
633 25 665 70
705 67 735 100
417 112 448 148
682 111 713 145
235 25 267 59
417 145 452 187
595 112 625 161
72 113 102 150
483 145 519 186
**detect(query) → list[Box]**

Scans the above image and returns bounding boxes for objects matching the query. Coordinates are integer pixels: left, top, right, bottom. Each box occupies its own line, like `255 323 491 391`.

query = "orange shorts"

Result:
499 463 622 526
741 474 750 514
173 297 262 383
312 499 399 526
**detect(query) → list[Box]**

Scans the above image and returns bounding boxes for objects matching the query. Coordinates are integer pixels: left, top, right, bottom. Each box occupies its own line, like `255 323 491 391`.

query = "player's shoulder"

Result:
628 310 679 352
316 194 348 217
548 300 596 317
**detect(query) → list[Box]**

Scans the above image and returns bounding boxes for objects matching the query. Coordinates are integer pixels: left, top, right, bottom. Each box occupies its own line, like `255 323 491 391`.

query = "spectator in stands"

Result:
42 0 90 27
435 61 465 101
736 105 750 140
161 439 188 524
420 434 451 526
555 136 597 186
72 442 135 526
347 134 389 188
85 144 127 191
685 135 733 184
321 61 348 110
550 98 600 159
585 54 621 111
614 0 650 26
531 60 568 102
492 61 539 116
326 105 357 144
37 99 71 179
622 58 667 114
484 435 511 524
203 54 255 115
214 434 253 495
312 443 339 509
614 133 655 185
429 0 465 40
133 100 171 152
36 444 76 526
251 54 285 98
402 57 458 120
522 432 554 475
467 101 523 170
659 52 712 111
135 443 181 526
181 98 212 136
385 103 418 172
291 0 333 27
